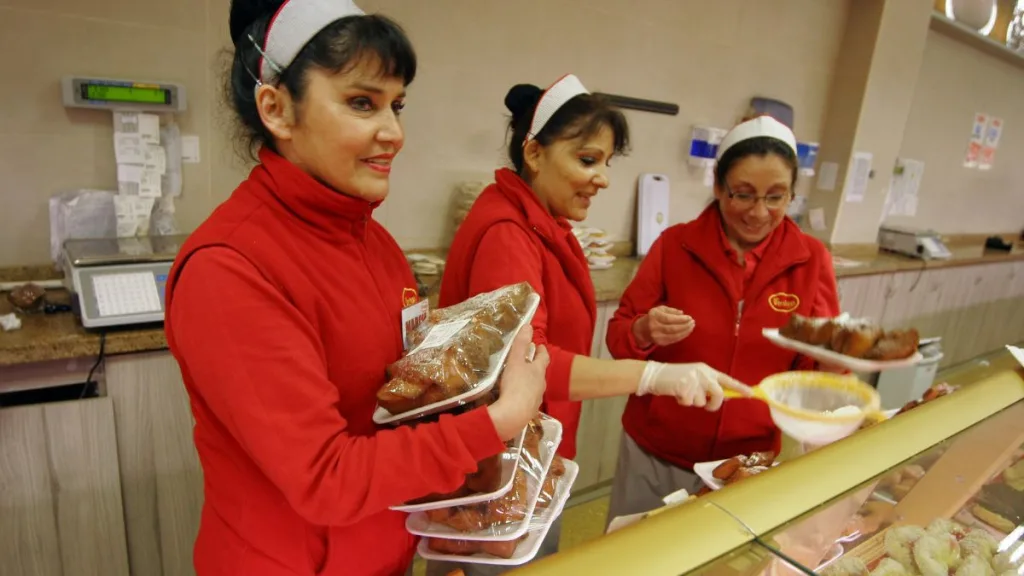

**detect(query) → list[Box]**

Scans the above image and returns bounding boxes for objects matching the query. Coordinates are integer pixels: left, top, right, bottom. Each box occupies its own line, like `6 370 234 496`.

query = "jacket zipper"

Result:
734 300 744 337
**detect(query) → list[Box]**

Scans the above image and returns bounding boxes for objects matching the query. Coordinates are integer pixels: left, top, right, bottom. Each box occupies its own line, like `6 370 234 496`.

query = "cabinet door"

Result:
0 398 130 576
106 352 203 576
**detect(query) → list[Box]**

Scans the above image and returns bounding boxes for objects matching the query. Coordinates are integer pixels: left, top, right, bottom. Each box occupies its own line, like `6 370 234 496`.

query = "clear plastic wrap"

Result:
417 459 579 566
374 283 540 424
406 414 563 541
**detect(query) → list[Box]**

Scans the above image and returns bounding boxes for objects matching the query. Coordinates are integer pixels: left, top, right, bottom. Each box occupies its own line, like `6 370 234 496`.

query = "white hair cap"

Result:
259 0 365 84
526 74 590 143
715 115 798 160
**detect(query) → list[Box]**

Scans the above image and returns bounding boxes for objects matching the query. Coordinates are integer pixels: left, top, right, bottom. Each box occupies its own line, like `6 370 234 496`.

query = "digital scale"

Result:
62 235 187 329
877 225 952 260
61 75 187 112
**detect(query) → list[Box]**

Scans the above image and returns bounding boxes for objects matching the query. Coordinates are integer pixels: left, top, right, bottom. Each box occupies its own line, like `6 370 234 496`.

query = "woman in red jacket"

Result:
605 115 841 521
164 2 548 575
435 75 751 574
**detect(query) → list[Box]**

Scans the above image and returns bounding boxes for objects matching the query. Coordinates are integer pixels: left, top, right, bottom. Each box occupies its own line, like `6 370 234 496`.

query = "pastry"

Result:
779 312 919 360
912 533 961 576
972 504 1016 533
427 536 525 559
713 457 741 480
954 555 994 576
867 328 920 361
821 556 869 576
884 525 927 571
870 558 912 576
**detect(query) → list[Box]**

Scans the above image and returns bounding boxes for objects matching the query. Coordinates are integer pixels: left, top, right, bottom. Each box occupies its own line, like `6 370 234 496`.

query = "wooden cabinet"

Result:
838 260 1024 367
574 302 628 493
0 397 130 576
106 352 203 576
0 351 203 576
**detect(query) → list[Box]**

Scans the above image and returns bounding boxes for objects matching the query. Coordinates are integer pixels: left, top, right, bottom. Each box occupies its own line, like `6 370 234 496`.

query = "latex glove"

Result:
632 306 695 348
636 361 753 412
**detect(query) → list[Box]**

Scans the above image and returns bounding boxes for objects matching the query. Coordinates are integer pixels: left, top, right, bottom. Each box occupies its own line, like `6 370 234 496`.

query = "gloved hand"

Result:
636 361 753 412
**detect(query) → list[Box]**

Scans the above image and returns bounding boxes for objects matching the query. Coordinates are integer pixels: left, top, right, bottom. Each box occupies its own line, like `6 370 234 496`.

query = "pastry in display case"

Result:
507 368 1024 576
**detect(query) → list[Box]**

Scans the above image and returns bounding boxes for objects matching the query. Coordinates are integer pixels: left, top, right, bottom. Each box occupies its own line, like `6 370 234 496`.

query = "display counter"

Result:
512 368 1024 575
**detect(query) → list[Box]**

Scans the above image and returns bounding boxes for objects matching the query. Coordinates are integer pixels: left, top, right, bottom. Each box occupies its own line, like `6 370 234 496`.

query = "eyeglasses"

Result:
725 184 791 210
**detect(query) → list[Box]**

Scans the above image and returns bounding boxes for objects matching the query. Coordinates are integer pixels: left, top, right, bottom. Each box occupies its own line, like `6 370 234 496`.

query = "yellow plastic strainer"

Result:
725 371 882 445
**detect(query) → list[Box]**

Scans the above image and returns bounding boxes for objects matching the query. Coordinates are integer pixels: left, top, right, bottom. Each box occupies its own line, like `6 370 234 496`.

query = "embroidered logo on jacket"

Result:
402 287 419 308
768 292 800 313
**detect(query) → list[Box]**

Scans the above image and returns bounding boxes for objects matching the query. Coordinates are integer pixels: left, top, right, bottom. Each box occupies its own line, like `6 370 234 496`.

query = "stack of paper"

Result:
572 227 616 270
112 112 181 237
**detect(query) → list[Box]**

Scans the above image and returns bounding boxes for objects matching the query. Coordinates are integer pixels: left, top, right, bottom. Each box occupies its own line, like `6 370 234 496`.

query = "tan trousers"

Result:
606 433 704 527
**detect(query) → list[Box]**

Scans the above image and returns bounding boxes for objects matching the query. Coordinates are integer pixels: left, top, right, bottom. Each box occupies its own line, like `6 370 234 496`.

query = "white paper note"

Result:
114 134 146 165
978 117 1003 170
138 114 161 145
117 164 143 196
140 169 162 198
809 207 827 231
816 161 838 191
181 134 201 163
114 195 139 236
144 145 166 174
886 158 924 217
964 112 987 168
843 152 872 203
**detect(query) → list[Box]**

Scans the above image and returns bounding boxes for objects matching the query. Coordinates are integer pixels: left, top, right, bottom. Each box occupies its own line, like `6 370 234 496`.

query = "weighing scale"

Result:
878 225 952 260
62 235 187 329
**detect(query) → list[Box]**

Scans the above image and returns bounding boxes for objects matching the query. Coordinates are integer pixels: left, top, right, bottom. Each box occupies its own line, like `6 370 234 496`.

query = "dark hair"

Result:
714 137 799 189
227 1 416 160
504 84 630 175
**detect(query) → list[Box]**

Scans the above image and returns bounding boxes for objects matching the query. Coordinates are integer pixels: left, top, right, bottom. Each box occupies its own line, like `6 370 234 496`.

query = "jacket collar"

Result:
493 168 597 322
681 203 811 300
251 147 379 238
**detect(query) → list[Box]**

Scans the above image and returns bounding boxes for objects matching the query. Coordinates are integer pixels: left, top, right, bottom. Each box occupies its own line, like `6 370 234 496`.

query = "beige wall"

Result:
0 0 849 267
885 29 1024 234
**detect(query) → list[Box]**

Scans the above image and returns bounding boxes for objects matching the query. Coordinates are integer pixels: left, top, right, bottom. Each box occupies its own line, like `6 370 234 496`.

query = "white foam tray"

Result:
762 328 923 373
374 294 540 425
405 418 562 541
694 458 780 491
416 460 578 566
390 427 527 513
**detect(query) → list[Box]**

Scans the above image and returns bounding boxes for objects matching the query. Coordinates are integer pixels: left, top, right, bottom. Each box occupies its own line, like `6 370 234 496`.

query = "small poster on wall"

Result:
963 112 987 168
978 117 1003 171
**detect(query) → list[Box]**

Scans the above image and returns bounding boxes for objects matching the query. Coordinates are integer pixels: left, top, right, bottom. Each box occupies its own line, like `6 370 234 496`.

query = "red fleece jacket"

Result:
439 168 597 459
607 204 840 469
164 149 505 576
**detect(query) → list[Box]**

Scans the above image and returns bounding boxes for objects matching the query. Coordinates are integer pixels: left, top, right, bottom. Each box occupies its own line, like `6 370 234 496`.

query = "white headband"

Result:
715 116 798 160
259 0 365 84
526 74 590 143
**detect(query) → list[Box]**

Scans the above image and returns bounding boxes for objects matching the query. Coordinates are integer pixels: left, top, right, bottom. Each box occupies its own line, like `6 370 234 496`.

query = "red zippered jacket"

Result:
606 204 839 469
439 168 595 460
164 149 505 576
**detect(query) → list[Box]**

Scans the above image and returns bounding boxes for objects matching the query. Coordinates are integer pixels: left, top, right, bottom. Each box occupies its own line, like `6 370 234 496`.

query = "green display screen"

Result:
83 83 169 105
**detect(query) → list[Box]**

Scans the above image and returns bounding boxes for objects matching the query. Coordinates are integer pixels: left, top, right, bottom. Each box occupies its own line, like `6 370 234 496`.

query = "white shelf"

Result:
930 12 1024 72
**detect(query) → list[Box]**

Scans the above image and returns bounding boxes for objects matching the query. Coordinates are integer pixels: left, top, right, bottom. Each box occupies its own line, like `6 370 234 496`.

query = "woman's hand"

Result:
637 361 753 412
632 306 696 349
488 326 549 440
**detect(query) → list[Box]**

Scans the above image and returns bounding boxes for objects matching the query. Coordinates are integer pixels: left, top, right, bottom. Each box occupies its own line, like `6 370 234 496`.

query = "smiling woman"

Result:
603 115 842 526
161 2 551 575
435 75 754 576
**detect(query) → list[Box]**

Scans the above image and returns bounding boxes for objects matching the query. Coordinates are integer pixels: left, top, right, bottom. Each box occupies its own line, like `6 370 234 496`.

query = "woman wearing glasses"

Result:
604 116 841 521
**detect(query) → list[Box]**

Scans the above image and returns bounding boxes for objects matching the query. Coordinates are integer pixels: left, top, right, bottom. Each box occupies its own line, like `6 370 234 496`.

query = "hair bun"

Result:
504 84 543 119
229 0 286 45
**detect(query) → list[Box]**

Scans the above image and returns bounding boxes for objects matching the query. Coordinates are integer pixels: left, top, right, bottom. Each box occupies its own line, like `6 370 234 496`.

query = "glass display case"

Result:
511 368 1024 576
